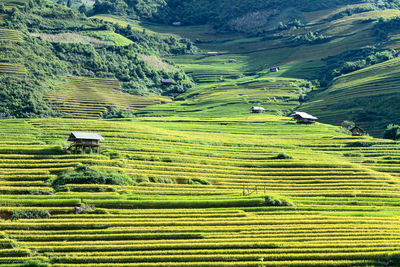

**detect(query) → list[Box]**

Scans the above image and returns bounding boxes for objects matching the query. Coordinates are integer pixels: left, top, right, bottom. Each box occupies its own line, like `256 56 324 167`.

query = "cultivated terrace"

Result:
0 0 400 266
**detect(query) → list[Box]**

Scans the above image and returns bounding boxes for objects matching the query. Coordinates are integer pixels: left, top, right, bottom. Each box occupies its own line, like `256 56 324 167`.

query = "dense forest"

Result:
67 0 400 33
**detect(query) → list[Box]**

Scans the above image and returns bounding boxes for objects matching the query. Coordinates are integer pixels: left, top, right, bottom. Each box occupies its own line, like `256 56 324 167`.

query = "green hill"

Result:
0 0 195 118
301 57 400 137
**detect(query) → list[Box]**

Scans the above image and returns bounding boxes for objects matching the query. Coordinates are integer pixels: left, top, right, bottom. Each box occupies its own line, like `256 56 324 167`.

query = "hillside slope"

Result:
0 0 194 118
0 117 399 265
301 57 400 137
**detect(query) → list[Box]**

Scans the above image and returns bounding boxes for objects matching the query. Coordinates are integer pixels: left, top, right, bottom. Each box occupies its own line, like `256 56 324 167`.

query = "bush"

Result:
12 210 51 221
384 124 400 140
275 152 292 159
52 165 134 191
102 107 134 119
265 196 295 206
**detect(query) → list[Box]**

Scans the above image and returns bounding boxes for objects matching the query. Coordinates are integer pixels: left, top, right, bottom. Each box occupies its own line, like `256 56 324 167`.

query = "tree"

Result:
78 4 87 14
383 124 400 140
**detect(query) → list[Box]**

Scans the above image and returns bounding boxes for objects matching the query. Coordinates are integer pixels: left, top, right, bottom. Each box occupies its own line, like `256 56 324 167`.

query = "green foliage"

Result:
326 5 377 22
383 124 400 140
341 120 355 130
0 77 57 118
52 165 135 191
320 47 395 86
265 196 295 206
275 152 292 159
374 16 400 41
11 210 51 221
292 31 328 45
103 107 135 119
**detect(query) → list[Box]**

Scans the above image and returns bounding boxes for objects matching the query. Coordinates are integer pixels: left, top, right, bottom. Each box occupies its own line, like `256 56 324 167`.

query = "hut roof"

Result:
250 106 265 111
68 132 104 141
161 79 174 84
351 126 365 132
290 111 318 120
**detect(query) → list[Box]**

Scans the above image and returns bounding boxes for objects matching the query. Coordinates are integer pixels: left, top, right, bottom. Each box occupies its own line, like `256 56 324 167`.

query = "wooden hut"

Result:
270 66 280 72
161 79 174 87
68 132 104 154
350 126 365 136
290 111 318 124
250 106 266 113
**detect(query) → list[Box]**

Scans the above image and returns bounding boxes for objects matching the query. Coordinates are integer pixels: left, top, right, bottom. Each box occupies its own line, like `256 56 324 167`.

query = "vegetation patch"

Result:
11 210 51 221
52 165 135 191
275 152 293 159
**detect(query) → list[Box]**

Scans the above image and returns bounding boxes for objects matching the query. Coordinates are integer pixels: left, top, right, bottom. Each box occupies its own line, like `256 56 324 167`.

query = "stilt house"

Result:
350 126 365 136
68 132 104 154
250 106 266 113
290 111 318 124
270 66 280 72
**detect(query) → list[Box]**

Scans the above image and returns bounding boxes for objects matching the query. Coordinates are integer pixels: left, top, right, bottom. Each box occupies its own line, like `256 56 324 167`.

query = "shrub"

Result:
12 210 51 221
102 107 134 119
275 152 292 159
52 165 134 191
265 196 295 206
341 120 355 130
384 124 400 140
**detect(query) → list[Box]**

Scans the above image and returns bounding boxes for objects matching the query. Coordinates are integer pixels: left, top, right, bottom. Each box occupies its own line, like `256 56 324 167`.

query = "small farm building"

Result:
350 126 365 136
250 106 266 113
68 132 104 154
161 79 174 87
270 66 280 72
172 21 182 26
290 111 318 124
207 52 219 56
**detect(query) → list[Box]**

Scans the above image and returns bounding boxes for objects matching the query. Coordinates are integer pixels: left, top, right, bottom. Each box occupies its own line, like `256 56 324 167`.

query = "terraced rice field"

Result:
0 117 399 266
0 28 23 42
301 57 400 136
0 63 26 77
45 76 171 119
139 77 305 117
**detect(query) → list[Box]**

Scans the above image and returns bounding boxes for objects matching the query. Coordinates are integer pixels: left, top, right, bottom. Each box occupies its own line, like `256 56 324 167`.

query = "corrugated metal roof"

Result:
70 132 104 140
290 112 318 120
